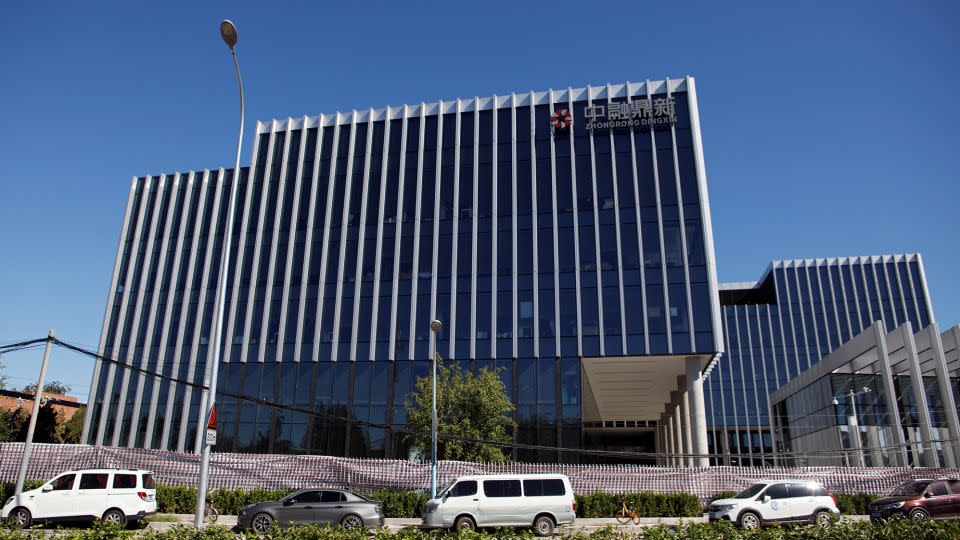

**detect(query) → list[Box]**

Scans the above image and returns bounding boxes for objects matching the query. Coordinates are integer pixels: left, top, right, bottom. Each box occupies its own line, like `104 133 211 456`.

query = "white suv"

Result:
707 480 839 529
2 469 157 528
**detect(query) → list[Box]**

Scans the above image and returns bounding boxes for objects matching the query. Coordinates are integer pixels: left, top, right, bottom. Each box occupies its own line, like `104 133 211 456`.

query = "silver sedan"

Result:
236 489 384 533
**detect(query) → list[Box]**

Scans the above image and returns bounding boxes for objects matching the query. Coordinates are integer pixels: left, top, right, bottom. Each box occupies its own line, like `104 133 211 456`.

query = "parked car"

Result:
869 478 960 522
235 488 383 533
1 468 156 528
707 480 839 529
420 474 576 536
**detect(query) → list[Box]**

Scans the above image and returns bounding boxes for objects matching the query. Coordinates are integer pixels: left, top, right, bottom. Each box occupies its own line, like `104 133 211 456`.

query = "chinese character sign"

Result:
582 96 676 131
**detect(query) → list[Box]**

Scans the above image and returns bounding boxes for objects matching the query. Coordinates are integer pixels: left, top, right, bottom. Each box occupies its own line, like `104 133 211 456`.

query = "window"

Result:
808 484 828 496
787 483 811 497
79 474 109 490
51 474 75 491
524 479 566 496
927 481 948 497
321 491 346 503
450 481 478 497
764 484 789 499
112 474 137 489
295 491 324 504
483 480 521 498
949 480 960 495
142 474 156 489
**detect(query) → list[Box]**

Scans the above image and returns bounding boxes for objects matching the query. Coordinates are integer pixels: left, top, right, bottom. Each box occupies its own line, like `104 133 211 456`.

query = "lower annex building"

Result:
81 77 948 465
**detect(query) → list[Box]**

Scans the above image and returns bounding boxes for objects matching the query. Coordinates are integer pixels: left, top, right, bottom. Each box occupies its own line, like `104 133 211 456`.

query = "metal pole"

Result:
195 20 244 528
430 320 441 499
849 389 864 467
15 329 54 495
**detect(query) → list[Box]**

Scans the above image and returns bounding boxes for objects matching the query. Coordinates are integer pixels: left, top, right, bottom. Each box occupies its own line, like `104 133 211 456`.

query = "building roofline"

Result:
255 77 694 134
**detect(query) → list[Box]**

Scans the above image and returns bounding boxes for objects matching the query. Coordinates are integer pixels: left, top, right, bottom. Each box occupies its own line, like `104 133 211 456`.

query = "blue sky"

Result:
1 1 957 400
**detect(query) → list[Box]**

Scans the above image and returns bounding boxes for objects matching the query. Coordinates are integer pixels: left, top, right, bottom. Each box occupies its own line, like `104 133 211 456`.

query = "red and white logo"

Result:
551 108 572 133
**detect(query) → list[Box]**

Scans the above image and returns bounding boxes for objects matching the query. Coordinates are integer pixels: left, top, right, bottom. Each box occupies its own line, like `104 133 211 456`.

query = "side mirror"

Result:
762 495 771 503
284 499 296 506
42 485 53 492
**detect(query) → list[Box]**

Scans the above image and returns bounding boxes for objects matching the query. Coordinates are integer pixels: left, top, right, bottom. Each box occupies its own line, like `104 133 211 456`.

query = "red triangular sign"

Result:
207 405 217 430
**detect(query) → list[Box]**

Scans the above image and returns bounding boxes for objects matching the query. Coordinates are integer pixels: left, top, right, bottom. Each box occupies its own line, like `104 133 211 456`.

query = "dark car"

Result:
869 479 960 522
236 488 384 533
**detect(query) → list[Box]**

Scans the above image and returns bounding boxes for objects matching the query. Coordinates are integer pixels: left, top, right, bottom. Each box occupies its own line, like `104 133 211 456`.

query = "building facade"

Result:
709 255 936 465
83 77 724 462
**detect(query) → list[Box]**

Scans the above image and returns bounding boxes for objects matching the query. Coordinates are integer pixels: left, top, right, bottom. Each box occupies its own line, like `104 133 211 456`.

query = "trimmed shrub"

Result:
833 492 878 515
0 480 45 503
574 492 703 518
362 489 430 518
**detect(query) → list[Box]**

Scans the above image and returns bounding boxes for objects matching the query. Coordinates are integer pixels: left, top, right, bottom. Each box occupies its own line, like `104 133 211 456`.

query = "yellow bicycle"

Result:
615 499 640 525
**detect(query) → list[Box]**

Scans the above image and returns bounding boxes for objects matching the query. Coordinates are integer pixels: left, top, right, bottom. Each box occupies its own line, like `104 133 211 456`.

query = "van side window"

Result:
51 474 75 491
112 474 137 489
142 474 156 489
927 481 948 497
450 481 477 497
79 474 108 490
524 479 566 496
483 480 521 498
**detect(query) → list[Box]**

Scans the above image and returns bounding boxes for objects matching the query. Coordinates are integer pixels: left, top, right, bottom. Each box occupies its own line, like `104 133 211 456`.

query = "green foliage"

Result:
709 491 738 502
0 404 61 443
574 492 704 518
0 480 45 503
405 357 516 462
6 516 960 539
362 489 430 518
154 485 289 515
22 381 71 395
58 408 84 444
832 493 877 515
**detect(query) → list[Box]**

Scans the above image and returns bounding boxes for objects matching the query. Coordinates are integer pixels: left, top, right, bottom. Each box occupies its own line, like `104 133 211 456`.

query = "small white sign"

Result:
205 429 217 446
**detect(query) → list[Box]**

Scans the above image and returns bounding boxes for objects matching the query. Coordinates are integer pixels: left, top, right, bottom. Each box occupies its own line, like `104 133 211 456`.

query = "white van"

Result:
421 474 576 536
2 469 157 528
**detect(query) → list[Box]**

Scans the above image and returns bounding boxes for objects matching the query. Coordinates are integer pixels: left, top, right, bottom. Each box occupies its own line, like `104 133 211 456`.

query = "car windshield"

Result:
889 482 928 496
733 484 767 499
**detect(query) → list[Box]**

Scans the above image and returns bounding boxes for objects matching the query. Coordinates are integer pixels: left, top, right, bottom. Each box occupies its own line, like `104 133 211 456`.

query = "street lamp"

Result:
832 386 871 468
194 19 244 528
430 320 442 499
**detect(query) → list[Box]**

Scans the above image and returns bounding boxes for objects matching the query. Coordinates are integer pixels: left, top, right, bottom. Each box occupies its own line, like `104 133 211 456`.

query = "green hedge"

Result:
0 481 878 519
0 481 44 504
574 492 703 518
5 518 960 540
833 493 878 515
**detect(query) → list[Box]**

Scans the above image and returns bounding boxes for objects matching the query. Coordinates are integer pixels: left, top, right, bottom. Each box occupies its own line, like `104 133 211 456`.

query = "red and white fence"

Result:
0 443 948 500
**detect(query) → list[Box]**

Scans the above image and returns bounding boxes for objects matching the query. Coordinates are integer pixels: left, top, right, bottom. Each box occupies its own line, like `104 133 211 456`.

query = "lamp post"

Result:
832 386 870 468
429 320 442 499
194 19 244 528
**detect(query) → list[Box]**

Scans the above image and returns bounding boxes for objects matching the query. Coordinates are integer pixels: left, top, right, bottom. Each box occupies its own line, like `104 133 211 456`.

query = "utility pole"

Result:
15 329 54 495
430 320 441 499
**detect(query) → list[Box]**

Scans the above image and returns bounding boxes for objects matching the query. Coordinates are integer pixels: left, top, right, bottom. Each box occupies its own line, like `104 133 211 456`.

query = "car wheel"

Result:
909 508 930 522
7 507 31 529
341 514 364 529
738 511 761 529
814 510 833 528
533 515 555 537
102 508 126 526
251 512 274 533
454 515 476 532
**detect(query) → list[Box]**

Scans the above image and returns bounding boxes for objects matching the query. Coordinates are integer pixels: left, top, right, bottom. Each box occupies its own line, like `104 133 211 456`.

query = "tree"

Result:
23 381 71 395
59 408 85 444
406 358 516 462
0 403 61 443
0 358 7 390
